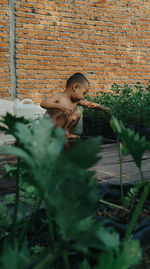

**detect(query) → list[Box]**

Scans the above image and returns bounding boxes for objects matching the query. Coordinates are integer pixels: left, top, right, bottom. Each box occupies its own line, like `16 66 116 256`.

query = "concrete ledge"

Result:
0 99 15 116
0 99 45 118
0 134 15 146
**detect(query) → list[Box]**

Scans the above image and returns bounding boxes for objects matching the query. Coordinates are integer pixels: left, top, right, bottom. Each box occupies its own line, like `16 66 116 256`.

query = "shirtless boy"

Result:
40 73 109 139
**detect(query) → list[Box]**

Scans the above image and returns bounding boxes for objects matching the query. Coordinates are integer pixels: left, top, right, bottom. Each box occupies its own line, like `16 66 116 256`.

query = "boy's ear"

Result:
72 83 79 91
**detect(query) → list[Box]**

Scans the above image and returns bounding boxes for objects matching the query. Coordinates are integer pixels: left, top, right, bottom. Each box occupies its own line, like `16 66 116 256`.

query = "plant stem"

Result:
99 199 129 212
118 143 124 202
63 251 71 269
139 167 145 185
19 198 42 244
11 159 20 243
44 194 55 245
124 181 150 242
33 253 55 269
33 244 61 269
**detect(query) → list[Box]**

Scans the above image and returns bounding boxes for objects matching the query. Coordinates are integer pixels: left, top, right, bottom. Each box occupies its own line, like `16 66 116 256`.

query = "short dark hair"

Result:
66 72 89 88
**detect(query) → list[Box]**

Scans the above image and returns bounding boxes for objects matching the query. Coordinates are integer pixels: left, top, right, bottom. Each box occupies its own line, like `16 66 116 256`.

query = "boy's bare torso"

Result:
46 92 78 120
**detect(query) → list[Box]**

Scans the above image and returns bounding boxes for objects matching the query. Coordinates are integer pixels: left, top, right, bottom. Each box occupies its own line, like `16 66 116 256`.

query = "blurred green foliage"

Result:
84 82 150 128
0 114 144 268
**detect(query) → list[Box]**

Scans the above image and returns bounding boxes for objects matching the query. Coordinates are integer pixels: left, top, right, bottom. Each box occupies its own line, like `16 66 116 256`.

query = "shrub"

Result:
83 82 150 128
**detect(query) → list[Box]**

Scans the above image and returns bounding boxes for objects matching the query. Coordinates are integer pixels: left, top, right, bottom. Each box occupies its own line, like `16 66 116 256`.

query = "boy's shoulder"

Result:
43 92 65 103
53 92 64 97
47 92 63 99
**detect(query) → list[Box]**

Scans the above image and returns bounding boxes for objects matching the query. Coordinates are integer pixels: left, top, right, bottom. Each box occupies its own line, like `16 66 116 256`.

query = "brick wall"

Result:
0 0 150 103
0 0 10 99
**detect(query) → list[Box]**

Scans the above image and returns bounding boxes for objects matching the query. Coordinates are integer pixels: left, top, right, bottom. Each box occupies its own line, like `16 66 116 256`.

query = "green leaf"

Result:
0 241 30 269
69 136 101 169
74 223 119 254
4 194 15 205
76 217 94 233
96 227 119 249
3 164 13 174
123 240 142 266
50 166 99 239
3 118 65 192
119 143 129 157
0 113 29 136
0 204 9 229
18 201 31 217
80 259 92 269
31 245 45 255
94 251 114 269
96 240 142 269
4 146 34 167
111 240 142 269
111 116 150 168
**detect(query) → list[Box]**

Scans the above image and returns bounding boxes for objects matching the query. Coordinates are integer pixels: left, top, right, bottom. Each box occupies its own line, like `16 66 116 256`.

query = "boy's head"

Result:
66 73 90 101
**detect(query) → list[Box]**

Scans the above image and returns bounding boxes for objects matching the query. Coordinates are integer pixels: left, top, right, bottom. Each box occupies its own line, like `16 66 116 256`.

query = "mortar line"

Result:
8 0 16 100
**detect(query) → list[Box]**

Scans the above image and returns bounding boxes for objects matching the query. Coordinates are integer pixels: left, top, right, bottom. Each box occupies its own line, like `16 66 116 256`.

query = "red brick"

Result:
0 0 150 102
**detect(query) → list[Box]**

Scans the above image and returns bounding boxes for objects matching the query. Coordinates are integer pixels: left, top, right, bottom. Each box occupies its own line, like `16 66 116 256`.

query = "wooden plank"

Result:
95 143 150 184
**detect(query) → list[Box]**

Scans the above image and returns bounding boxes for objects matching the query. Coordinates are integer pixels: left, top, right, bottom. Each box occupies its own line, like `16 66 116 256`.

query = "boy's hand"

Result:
100 105 111 114
88 103 99 109
91 103 111 114
83 101 111 114
60 105 73 117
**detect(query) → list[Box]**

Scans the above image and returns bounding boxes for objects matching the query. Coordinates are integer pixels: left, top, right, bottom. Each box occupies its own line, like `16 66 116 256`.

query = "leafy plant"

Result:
83 81 150 136
124 182 143 209
110 116 150 242
111 116 150 179
0 241 30 269
80 240 142 269
0 114 142 268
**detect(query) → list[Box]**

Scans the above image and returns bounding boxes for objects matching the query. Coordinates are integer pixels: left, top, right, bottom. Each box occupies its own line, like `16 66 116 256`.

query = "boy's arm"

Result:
40 95 73 116
40 95 60 110
78 99 109 113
